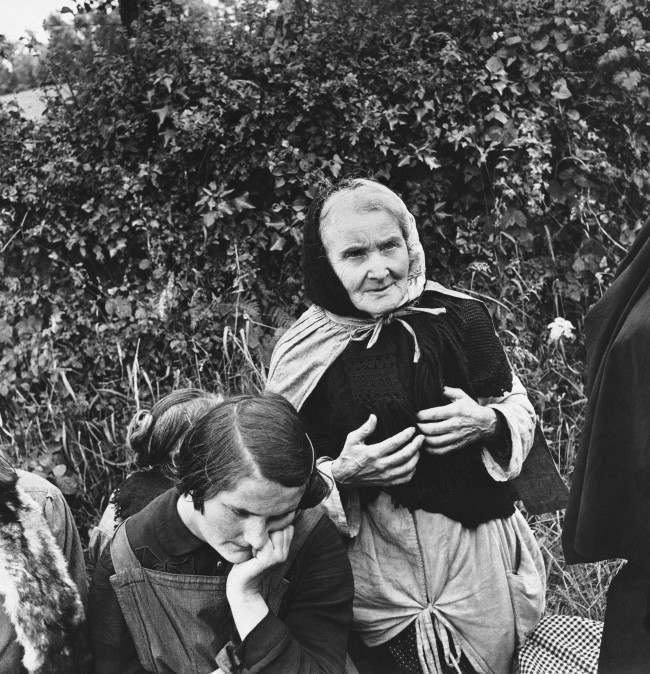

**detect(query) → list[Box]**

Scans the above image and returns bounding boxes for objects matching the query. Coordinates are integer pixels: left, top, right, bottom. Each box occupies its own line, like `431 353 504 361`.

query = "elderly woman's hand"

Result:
331 415 423 487
416 386 498 455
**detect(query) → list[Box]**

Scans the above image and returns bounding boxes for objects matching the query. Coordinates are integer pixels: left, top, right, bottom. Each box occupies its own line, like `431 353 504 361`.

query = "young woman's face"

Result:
320 205 410 317
180 474 305 563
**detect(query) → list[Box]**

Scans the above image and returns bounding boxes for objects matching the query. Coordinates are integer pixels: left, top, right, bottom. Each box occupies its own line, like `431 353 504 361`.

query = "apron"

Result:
349 493 545 674
109 507 324 674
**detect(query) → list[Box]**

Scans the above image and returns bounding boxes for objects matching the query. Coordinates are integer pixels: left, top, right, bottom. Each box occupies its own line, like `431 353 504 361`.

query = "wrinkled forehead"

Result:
320 182 410 239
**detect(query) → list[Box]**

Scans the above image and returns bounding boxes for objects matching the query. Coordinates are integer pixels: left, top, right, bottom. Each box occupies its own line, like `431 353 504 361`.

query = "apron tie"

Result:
415 606 464 674
350 307 446 363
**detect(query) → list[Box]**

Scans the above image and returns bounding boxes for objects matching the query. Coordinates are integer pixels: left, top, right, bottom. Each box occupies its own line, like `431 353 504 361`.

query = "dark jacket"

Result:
562 222 650 567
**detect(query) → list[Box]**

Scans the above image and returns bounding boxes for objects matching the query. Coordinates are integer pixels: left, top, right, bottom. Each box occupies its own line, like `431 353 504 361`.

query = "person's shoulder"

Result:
113 468 175 521
15 470 83 566
128 483 177 519
287 510 352 599
275 305 326 340
16 470 62 504
422 283 491 326
424 280 478 302
123 484 179 553
296 508 347 559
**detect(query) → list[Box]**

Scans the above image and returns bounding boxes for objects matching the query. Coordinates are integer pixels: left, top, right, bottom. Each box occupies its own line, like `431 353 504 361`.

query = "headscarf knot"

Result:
349 305 446 363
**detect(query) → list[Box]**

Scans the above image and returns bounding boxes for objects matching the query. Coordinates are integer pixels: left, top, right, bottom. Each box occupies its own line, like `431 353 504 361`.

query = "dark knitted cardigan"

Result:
301 289 517 528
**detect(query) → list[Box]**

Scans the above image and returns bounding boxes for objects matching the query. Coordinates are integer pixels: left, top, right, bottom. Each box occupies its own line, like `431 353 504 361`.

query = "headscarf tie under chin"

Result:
345 305 447 363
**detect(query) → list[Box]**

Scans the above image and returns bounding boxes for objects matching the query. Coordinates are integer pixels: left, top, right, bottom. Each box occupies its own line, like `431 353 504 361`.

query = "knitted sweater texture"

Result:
302 290 515 527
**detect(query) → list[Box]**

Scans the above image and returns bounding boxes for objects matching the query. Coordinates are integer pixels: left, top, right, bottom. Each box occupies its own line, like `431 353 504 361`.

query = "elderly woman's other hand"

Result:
331 414 423 487
416 386 498 455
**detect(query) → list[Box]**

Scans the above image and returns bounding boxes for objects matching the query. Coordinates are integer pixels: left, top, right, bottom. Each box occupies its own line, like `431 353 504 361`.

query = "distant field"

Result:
0 85 71 120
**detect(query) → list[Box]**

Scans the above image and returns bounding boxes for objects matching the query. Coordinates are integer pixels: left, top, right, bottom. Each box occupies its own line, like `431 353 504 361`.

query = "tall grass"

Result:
0 312 267 539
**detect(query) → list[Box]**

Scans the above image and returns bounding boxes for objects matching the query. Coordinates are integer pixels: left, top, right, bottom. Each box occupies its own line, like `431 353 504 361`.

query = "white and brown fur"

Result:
0 482 87 673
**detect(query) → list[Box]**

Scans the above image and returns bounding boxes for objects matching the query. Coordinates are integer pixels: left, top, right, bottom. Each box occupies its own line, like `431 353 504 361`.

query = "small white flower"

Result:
157 274 175 321
547 317 576 344
49 310 62 334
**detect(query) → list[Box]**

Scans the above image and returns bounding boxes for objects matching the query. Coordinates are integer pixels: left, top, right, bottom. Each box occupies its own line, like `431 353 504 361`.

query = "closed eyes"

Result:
230 506 295 522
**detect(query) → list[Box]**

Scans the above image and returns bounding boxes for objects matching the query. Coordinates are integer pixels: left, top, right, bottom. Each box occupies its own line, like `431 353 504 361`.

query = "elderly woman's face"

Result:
321 207 410 316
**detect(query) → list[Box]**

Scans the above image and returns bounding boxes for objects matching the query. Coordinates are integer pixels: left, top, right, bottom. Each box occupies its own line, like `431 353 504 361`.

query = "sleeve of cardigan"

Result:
300 384 361 538
240 516 354 673
479 372 537 481
315 458 362 537
459 298 536 481
88 547 147 674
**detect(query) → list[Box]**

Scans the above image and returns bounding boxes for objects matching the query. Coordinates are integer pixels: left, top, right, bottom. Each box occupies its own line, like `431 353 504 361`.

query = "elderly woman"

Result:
267 178 545 674
89 392 353 673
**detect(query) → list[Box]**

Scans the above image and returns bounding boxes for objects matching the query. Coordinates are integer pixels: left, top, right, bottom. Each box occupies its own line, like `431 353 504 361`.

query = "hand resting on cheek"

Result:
226 525 295 641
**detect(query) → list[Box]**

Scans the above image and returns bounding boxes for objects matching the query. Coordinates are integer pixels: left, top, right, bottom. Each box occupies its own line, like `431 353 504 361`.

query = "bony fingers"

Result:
347 414 377 445
417 422 457 437
406 450 420 469
422 445 446 456
422 430 459 447
417 422 439 436
390 475 410 485
376 426 416 454
416 407 447 422
424 440 462 455
395 425 417 445
390 454 420 481
283 525 295 552
443 386 468 401
409 435 425 454
383 437 421 468
402 433 424 454
390 466 417 484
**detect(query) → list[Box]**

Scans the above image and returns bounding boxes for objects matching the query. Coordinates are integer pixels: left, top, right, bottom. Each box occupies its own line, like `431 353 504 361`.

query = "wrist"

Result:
482 407 499 438
228 592 268 641
331 458 346 484
226 578 262 605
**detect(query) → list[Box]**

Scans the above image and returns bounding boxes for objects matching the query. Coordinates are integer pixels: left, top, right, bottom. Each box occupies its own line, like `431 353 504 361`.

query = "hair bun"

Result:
126 409 154 455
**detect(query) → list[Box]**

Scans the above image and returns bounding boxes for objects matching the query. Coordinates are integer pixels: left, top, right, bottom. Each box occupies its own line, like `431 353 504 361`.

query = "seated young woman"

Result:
89 392 354 674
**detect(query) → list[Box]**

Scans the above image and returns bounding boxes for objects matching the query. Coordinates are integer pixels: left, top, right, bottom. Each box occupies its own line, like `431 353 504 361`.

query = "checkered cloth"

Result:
518 614 603 674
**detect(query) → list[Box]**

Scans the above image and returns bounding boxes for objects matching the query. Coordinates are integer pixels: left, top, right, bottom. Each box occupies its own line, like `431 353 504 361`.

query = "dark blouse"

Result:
301 290 516 527
89 488 353 673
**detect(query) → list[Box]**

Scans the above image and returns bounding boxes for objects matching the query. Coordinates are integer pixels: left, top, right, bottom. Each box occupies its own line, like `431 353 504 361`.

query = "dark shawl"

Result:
562 222 650 567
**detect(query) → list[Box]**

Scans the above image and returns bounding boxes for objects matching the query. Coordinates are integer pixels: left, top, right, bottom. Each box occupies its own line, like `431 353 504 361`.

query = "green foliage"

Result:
0 0 648 558
0 38 46 95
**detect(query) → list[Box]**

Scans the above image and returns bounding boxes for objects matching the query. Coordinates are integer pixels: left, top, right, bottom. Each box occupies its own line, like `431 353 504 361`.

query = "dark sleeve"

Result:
88 546 146 674
300 381 338 459
459 299 515 461
459 299 513 397
483 409 512 465
240 516 353 673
